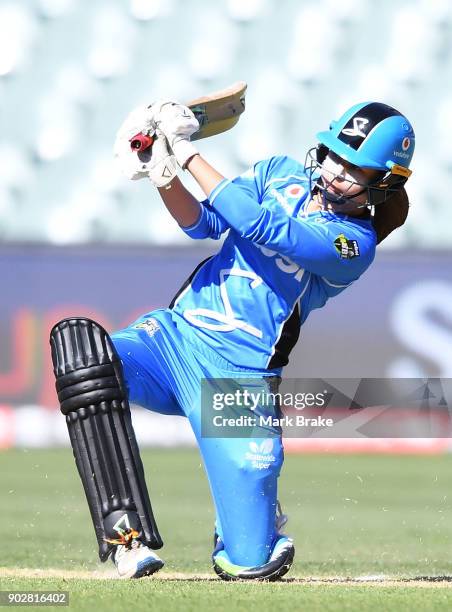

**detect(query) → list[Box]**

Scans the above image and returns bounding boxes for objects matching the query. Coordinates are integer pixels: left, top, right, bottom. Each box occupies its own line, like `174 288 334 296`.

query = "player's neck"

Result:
307 192 367 217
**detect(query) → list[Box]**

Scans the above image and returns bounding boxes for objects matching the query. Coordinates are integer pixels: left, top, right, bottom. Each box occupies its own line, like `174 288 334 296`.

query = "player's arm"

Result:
185 154 225 195
207 178 375 281
150 103 373 280
157 177 200 227
113 105 228 240
184 152 374 281
156 176 229 240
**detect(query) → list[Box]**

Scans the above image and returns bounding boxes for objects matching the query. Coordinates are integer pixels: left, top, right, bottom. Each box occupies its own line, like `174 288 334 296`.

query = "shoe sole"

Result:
132 558 165 579
213 541 294 582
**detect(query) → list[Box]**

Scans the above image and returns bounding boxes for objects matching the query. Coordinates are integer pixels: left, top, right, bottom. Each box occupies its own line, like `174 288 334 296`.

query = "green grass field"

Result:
1 448 452 610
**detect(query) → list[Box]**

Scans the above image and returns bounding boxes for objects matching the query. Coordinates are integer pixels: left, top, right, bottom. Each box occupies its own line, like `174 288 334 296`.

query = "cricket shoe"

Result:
113 539 164 579
212 500 294 581
213 534 294 581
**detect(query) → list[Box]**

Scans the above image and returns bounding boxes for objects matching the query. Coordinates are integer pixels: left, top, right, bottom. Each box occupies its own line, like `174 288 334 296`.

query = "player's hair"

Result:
371 187 409 244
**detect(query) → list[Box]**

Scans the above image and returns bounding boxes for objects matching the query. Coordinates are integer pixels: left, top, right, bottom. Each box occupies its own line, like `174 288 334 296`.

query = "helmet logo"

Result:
342 117 369 138
402 137 411 151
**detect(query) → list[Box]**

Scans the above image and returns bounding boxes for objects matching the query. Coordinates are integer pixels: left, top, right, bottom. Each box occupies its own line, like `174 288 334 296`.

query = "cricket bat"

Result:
130 81 247 152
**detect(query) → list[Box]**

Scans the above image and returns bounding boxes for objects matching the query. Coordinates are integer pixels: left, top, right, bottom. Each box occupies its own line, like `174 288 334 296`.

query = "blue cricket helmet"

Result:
317 101 415 178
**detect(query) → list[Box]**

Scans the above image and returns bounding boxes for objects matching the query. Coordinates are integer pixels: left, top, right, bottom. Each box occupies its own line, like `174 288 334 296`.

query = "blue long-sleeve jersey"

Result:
169 155 377 370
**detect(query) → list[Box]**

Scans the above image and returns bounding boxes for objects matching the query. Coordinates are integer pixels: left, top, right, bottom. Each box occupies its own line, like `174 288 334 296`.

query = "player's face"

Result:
321 151 379 208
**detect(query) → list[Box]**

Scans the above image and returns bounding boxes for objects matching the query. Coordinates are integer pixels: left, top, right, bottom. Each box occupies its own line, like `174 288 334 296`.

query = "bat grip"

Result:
130 133 154 153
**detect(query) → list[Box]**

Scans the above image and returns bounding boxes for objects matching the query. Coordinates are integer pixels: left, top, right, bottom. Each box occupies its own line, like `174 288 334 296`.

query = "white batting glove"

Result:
146 130 178 188
113 105 155 181
151 100 200 168
114 106 177 187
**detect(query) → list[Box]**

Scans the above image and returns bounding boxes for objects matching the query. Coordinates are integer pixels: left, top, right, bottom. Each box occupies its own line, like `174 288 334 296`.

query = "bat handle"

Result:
130 133 154 153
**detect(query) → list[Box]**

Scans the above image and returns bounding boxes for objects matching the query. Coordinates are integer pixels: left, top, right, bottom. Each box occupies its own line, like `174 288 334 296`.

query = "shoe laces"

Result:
114 538 142 563
105 528 140 548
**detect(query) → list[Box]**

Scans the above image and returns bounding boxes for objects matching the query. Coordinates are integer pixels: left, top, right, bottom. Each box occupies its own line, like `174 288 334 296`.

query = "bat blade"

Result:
187 81 247 141
130 81 247 153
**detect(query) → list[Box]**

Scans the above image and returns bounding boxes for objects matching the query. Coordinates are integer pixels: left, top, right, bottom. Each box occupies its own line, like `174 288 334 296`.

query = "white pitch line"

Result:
1 568 452 587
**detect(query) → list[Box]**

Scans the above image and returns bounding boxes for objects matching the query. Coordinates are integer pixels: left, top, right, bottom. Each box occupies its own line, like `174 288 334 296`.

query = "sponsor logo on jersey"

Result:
402 137 411 151
284 184 305 199
256 244 306 282
334 234 360 259
270 188 292 214
135 318 160 337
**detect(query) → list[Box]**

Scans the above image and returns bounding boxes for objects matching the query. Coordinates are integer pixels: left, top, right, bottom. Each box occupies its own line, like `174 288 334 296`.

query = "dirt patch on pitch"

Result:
0 568 213 581
0 568 117 580
1 568 452 587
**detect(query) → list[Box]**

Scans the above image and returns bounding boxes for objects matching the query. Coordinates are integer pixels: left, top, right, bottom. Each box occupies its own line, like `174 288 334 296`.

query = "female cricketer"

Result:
51 98 414 580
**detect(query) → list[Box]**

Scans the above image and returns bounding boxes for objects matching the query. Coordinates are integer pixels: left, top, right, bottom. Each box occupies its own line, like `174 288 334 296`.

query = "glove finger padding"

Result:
152 100 200 142
114 105 156 181
115 105 155 140
114 106 177 186
151 100 200 169
146 132 178 188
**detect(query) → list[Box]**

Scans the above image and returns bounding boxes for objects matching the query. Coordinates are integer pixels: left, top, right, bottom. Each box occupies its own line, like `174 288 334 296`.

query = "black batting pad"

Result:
50 318 163 561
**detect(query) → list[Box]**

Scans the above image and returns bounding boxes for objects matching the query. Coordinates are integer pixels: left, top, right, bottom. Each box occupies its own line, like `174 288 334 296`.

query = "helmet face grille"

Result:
337 103 402 151
305 146 407 209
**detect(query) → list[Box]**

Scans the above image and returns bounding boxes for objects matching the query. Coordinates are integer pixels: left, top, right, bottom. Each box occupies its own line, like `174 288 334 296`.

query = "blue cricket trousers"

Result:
111 308 283 567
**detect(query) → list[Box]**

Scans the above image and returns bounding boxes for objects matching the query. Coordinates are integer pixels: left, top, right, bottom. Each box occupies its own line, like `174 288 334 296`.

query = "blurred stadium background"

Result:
0 0 451 450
